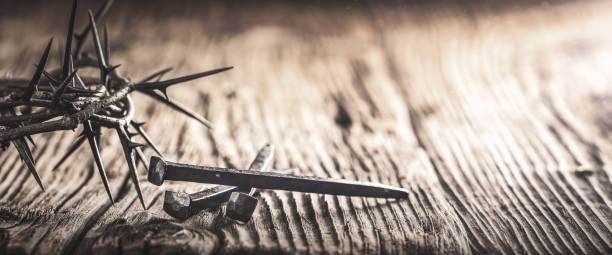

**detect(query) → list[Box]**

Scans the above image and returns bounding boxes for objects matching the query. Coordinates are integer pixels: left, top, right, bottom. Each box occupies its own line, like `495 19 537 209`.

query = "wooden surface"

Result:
1 0 612 254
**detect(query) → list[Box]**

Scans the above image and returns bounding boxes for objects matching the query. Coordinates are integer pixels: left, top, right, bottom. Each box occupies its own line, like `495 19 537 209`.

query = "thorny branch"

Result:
0 0 232 209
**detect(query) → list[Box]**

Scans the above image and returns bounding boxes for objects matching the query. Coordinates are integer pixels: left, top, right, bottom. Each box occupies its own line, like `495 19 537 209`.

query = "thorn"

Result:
129 142 145 149
79 125 101 137
156 74 167 82
63 0 77 79
103 76 111 88
21 138 35 164
103 24 110 64
69 54 74 72
82 121 114 204
117 126 146 209
52 69 79 105
94 125 102 146
138 89 214 129
134 147 149 170
42 70 60 86
138 67 173 84
53 135 86 170
75 72 87 89
25 135 35 147
105 64 120 74
74 0 114 58
6 107 35 148
69 55 76 87
158 87 169 100
57 42 64 70
23 38 53 101
135 66 233 91
88 9 108 83
130 121 164 158
130 149 146 210
12 138 44 191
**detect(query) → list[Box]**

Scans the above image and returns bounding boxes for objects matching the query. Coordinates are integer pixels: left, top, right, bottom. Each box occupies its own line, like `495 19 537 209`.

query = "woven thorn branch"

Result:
0 0 232 209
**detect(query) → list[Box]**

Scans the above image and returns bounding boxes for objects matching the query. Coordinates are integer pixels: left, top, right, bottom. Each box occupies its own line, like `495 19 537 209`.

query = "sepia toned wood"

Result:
1 0 612 254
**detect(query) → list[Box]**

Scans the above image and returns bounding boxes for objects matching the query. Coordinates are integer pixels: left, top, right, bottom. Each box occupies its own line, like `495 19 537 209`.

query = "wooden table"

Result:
1 0 612 254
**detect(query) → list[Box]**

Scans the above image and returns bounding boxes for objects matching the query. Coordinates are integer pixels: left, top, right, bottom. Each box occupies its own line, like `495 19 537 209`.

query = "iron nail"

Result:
148 157 409 199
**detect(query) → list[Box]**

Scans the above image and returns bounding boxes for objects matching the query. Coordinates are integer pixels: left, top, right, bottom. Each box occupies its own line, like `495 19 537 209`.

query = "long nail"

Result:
148 157 409 199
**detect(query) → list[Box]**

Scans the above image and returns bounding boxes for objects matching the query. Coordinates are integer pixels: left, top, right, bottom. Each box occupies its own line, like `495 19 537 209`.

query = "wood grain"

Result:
1 0 612 254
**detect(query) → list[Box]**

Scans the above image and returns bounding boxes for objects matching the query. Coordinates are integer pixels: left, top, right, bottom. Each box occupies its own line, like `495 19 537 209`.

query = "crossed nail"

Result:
162 144 296 221
150 144 409 222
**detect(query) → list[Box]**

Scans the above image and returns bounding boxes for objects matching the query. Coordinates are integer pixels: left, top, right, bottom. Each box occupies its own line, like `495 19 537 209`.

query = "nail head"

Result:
163 191 191 220
148 156 167 186
226 192 258 223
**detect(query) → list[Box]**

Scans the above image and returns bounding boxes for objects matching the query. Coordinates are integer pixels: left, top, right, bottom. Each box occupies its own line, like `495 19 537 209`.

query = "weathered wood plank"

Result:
1 0 612 254
380 1 612 253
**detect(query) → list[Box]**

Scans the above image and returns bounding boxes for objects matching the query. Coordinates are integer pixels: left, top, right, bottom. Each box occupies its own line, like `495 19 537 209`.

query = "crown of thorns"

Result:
0 0 232 209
